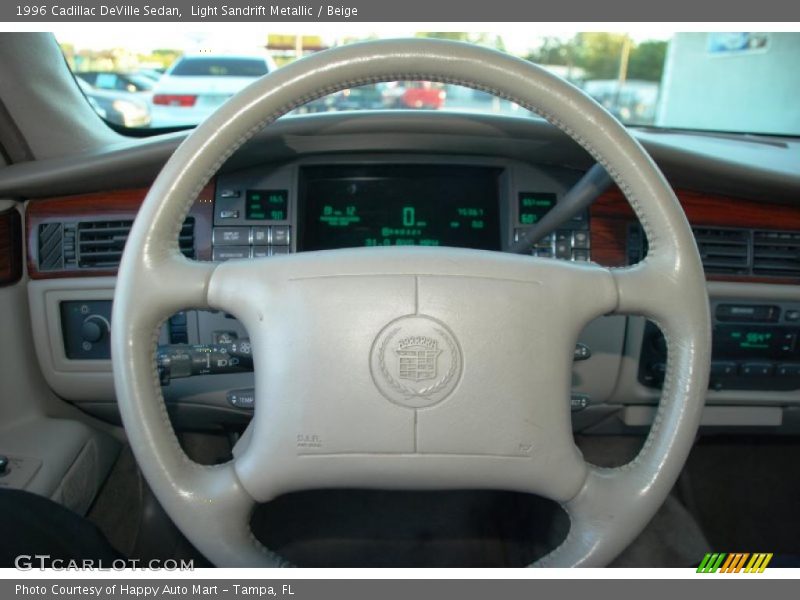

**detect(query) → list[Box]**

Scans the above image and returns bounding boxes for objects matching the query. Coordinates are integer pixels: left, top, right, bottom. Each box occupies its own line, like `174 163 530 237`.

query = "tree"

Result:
415 32 505 50
628 40 668 82
415 32 472 42
573 33 628 80
526 34 668 83
525 37 574 66
150 48 182 69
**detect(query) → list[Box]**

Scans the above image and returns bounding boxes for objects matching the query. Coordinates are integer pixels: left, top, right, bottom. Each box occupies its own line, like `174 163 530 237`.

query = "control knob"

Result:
81 315 109 343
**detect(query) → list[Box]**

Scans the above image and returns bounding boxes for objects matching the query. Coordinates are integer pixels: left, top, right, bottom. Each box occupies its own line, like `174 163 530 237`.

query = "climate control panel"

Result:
639 300 800 391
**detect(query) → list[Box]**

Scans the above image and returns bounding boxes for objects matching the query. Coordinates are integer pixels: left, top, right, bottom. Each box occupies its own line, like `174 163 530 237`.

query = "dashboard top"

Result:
2 111 799 205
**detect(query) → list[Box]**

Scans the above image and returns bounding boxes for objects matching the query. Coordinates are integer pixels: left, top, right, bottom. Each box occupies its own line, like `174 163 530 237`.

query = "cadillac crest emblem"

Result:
370 315 462 409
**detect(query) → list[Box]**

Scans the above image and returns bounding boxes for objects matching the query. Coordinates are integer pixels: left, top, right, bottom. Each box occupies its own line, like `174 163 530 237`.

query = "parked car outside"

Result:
377 82 406 108
75 77 152 127
331 84 386 111
75 71 155 94
296 82 407 113
135 68 165 82
150 53 277 127
402 81 447 109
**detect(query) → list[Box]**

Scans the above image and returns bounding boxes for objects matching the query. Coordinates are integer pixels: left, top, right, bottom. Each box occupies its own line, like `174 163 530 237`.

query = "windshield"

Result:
56 30 800 136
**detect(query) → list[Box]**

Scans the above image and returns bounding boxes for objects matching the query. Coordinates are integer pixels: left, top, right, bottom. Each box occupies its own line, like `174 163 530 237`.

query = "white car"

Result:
150 53 277 127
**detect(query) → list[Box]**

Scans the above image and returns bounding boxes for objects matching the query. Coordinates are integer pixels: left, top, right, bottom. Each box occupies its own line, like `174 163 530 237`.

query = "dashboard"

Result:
13 114 800 435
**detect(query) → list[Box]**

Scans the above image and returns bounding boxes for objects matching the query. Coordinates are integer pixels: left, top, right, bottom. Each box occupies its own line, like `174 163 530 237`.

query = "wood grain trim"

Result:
0 206 22 286
591 187 800 284
26 181 214 279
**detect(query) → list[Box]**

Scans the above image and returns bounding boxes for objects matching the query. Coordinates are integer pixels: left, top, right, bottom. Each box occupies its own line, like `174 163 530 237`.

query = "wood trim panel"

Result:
26 181 214 279
0 206 23 286
591 187 800 284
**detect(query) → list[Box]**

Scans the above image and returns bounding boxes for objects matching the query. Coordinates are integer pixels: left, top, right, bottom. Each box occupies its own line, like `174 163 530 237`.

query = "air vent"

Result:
77 218 195 269
38 218 195 271
692 227 749 274
752 231 800 277
626 225 750 273
627 224 800 279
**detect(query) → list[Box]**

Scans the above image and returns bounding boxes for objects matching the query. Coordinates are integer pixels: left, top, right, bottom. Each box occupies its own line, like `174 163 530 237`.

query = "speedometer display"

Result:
299 165 501 251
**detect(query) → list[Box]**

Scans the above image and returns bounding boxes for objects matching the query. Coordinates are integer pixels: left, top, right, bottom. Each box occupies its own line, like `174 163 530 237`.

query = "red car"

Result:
402 81 446 109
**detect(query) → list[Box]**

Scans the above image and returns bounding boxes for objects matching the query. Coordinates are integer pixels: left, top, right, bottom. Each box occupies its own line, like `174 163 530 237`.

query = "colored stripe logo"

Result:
697 553 773 573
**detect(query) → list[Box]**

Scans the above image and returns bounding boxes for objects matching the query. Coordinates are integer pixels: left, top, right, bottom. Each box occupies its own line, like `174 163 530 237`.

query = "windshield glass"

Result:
55 30 800 135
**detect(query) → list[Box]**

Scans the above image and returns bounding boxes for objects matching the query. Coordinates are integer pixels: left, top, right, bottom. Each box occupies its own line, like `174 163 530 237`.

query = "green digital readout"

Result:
319 204 361 227
299 165 501 251
518 192 557 225
713 325 796 359
246 189 288 221
730 330 773 349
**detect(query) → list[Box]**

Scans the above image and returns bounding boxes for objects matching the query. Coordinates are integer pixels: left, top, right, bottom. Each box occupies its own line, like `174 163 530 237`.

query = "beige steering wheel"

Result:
111 39 711 567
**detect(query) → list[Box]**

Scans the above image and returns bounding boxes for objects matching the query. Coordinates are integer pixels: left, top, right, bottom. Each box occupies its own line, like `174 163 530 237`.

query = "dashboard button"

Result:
572 249 589 262
572 230 590 249
574 343 591 360
271 246 290 256
570 393 589 412
219 190 241 198
227 388 255 409
212 246 250 261
710 361 737 376
272 226 291 246
219 210 239 219
252 226 270 245
213 227 250 246
776 364 800 377
513 228 531 243
785 310 800 322
776 363 799 376
252 247 270 258
535 233 554 248
739 362 774 377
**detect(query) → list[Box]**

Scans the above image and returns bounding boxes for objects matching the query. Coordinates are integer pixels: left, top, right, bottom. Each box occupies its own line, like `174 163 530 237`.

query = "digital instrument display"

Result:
714 325 797 359
518 192 557 225
299 165 501 251
246 189 288 221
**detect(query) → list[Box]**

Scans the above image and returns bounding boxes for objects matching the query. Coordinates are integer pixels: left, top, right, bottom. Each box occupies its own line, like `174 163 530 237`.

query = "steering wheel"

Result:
111 39 711 567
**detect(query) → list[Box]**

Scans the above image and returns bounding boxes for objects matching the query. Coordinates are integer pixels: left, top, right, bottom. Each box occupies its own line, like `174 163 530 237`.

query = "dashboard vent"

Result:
39 218 195 271
77 220 133 268
627 224 800 279
752 231 800 277
692 227 749 274
77 218 195 268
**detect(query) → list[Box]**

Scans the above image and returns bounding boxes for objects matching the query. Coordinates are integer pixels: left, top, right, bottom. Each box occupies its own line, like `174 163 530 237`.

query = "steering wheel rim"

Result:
111 38 711 567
